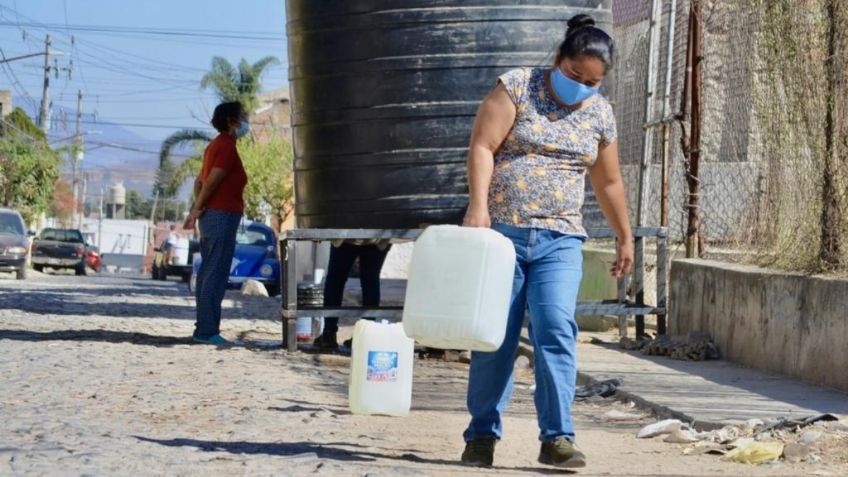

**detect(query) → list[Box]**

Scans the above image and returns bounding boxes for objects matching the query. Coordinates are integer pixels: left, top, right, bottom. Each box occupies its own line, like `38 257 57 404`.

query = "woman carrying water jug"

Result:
461 14 633 469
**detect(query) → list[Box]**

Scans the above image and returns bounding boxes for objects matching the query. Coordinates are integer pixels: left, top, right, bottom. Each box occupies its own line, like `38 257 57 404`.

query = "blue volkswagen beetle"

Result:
188 220 280 296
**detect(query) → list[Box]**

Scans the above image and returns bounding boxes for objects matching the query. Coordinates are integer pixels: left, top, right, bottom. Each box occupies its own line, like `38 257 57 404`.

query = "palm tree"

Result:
201 56 279 112
155 56 279 200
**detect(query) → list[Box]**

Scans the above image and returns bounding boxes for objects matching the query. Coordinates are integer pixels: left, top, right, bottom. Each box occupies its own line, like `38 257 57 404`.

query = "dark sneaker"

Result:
313 332 338 351
461 437 496 467
538 437 586 468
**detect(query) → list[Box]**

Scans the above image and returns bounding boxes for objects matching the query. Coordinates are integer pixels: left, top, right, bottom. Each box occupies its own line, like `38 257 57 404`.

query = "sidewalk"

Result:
572 333 848 430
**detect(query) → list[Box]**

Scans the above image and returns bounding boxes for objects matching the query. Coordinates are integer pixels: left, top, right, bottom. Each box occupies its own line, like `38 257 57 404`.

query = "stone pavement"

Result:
573 333 848 430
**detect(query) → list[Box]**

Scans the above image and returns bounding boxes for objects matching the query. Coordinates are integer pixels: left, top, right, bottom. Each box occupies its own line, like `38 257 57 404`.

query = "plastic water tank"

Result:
402 225 516 351
286 0 613 228
110 182 126 206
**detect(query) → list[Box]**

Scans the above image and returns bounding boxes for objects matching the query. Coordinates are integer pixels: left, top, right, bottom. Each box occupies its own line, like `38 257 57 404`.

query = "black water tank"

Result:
287 0 613 229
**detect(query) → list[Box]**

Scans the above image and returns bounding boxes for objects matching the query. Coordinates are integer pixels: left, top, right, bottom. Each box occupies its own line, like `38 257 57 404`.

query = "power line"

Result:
79 119 214 130
0 20 285 41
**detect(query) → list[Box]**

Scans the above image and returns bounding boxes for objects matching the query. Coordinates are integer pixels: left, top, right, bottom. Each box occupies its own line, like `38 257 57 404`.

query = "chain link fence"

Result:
610 0 848 273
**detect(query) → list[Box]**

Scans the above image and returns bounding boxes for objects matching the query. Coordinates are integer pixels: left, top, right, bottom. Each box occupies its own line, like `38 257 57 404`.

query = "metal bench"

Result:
280 227 668 352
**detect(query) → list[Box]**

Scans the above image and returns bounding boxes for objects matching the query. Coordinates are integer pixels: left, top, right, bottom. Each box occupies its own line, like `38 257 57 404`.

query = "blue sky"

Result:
0 0 288 196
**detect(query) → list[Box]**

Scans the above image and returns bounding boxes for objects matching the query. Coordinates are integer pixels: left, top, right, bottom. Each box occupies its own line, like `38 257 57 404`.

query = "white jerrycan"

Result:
402 225 516 351
348 320 415 416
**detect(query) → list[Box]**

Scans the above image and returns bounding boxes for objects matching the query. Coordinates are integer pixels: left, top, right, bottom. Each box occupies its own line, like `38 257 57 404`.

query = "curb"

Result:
518 337 726 432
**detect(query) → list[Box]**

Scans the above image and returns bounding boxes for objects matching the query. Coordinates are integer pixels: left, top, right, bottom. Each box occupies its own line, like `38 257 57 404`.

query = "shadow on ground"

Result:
0 329 193 346
133 436 570 474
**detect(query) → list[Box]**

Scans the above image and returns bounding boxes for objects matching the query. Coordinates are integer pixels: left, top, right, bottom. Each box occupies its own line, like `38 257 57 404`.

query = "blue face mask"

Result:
551 68 600 106
236 120 250 138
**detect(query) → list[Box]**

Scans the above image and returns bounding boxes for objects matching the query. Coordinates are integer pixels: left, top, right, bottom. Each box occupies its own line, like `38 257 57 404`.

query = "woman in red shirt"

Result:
183 101 249 345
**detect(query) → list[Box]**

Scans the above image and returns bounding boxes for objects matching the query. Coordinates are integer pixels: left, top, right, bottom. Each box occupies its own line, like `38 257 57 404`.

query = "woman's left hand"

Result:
183 207 205 230
611 237 634 278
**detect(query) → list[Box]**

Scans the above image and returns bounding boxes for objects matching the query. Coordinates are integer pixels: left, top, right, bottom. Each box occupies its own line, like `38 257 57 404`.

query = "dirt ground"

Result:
0 272 845 476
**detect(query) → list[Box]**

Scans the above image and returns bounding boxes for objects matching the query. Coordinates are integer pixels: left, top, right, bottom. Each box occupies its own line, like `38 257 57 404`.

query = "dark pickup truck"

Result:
31 228 89 276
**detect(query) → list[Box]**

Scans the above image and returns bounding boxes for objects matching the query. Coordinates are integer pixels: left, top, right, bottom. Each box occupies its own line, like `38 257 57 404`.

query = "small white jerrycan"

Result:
402 225 516 351
349 319 415 416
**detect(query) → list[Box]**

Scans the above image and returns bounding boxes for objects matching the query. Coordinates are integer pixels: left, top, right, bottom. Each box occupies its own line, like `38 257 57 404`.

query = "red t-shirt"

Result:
200 134 247 213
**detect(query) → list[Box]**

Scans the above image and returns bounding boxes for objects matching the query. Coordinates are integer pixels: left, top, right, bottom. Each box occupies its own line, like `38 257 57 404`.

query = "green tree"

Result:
239 136 294 226
0 108 62 225
125 189 148 219
156 56 279 195
159 136 294 226
200 56 280 112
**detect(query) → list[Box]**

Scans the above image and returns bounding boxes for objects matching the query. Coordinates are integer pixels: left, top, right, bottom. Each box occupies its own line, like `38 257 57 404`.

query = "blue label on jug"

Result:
367 351 399 382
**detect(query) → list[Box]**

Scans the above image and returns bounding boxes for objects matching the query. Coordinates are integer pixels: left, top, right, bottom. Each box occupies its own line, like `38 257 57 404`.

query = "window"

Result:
0 212 24 236
235 226 273 247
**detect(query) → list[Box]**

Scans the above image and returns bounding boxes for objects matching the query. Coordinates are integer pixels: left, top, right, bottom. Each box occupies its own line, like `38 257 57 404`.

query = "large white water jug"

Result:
349 320 415 416
402 225 516 351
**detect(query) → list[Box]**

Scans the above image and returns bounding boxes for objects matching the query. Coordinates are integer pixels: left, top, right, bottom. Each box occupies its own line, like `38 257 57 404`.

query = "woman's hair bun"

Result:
566 14 596 37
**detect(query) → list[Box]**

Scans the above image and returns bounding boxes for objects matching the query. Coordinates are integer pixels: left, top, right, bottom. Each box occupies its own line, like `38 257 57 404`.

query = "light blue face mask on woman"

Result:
551 68 599 106
236 120 250 138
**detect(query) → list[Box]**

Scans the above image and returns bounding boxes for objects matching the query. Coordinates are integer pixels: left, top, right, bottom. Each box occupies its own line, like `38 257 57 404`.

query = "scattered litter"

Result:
575 378 622 400
602 410 643 422
705 425 742 444
729 437 755 449
800 430 824 445
619 336 649 351
756 414 839 435
664 427 701 443
782 443 814 463
639 332 721 361
744 419 764 431
683 443 727 456
721 441 784 464
637 419 683 439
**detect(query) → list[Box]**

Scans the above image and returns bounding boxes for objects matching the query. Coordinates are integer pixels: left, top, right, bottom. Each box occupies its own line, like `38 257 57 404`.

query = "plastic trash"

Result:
349 320 415 416
664 427 701 443
575 378 622 400
402 225 515 351
721 441 784 464
637 419 683 439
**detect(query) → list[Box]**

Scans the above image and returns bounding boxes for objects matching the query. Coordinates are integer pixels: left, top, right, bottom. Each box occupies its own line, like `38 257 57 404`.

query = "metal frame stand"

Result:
280 227 668 352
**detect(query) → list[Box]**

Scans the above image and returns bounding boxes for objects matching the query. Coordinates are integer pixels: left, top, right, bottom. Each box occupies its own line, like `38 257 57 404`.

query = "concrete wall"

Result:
670 259 848 392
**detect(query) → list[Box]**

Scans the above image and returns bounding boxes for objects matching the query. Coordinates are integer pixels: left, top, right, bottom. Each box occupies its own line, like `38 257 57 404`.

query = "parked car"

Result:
152 237 198 282
85 245 102 273
188 221 280 296
31 228 89 276
0 208 33 280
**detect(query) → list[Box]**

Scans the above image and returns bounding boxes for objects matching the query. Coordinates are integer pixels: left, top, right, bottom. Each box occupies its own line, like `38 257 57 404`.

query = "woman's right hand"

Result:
463 204 491 228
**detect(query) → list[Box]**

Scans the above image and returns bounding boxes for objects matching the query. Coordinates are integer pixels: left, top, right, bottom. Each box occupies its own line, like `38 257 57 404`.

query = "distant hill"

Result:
14 96 195 202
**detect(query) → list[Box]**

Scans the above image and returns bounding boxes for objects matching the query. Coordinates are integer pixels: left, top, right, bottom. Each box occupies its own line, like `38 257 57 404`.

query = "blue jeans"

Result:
464 223 584 443
194 209 242 339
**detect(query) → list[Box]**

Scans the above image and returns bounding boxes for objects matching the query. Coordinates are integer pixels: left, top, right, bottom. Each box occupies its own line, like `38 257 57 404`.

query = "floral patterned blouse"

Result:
488 67 618 238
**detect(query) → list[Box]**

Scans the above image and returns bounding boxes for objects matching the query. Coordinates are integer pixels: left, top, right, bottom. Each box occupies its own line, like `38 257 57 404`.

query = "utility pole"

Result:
98 187 103 251
72 89 84 210
38 35 52 133
78 173 87 230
